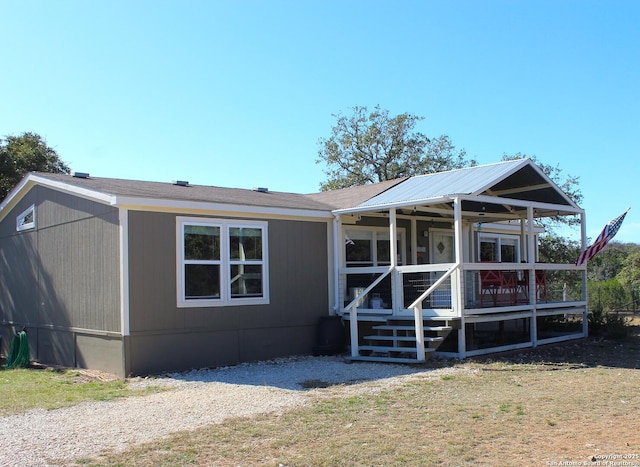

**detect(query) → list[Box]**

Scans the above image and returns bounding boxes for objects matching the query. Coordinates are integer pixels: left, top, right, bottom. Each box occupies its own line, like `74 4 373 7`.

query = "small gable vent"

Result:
73 172 90 179
173 180 190 187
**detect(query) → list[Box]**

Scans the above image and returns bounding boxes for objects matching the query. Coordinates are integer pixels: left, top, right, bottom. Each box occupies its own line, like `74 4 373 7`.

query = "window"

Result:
500 239 517 262
346 230 373 266
478 233 520 262
479 239 497 262
178 217 268 307
16 205 36 231
345 227 406 267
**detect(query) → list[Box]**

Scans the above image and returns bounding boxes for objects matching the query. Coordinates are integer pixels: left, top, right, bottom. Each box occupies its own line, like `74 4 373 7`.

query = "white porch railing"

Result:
342 266 393 359
405 264 459 361
339 262 586 360
339 264 457 315
461 262 585 313
339 263 585 316
340 263 457 360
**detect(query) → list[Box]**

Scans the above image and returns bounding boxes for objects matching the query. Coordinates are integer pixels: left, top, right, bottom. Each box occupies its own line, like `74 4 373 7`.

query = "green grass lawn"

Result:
0 367 160 416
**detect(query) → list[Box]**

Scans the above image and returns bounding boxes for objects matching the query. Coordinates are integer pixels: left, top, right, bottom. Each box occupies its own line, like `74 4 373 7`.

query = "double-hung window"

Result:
177 217 269 307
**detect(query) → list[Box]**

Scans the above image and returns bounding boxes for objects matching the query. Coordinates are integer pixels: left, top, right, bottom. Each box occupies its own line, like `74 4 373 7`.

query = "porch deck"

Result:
340 262 587 360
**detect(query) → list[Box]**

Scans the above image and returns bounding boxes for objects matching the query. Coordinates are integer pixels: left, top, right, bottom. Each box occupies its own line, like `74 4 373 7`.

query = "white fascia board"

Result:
113 196 334 221
464 194 584 215
332 195 452 215
0 177 32 218
0 174 115 222
2 174 115 208
332 191 583 219
31 174 116 204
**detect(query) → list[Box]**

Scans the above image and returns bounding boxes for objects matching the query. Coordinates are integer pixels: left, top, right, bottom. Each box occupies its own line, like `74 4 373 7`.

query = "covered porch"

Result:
330 160 587 361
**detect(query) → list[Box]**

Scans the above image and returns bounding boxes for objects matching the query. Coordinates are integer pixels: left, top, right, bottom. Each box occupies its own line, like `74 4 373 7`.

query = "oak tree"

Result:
0 132 70 200
317 105 474 191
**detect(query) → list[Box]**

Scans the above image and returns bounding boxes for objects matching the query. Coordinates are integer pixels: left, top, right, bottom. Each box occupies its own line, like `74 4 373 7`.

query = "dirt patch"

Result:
26 362 121 382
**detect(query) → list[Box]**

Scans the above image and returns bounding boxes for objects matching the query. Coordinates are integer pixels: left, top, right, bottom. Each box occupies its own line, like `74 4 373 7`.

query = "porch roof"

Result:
332 159 582 220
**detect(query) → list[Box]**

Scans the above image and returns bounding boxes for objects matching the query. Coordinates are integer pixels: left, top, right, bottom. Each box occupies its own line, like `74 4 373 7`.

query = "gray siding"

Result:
128 211 182 331
126 211 330 375
0 186 123 374
0 231 39 325
0 190 41 327
37 209 121 330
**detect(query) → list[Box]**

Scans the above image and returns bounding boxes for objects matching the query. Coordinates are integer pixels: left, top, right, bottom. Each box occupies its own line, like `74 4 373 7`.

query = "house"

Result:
0 159 588 376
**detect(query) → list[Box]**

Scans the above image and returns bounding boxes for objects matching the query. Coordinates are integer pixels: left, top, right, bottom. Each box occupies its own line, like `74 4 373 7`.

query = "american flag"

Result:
576 209 629 266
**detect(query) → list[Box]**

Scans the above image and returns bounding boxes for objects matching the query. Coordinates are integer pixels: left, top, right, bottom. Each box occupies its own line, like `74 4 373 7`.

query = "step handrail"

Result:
407 264 458 310
409 263 459 361
344 266 394 359
343 266 393 313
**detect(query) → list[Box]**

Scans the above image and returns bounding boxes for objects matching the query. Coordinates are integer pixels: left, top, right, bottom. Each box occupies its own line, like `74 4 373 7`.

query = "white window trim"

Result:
177 217 269 308
344 225 406 266
16 204 36 232
477 232 521 262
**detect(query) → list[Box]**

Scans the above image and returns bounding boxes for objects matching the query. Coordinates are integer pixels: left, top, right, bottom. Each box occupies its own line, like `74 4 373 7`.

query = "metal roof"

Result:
348 159 579 214
358 160 522 207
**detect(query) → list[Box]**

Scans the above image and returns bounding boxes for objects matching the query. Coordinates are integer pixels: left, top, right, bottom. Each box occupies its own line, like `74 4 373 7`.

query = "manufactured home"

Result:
0 159 588 376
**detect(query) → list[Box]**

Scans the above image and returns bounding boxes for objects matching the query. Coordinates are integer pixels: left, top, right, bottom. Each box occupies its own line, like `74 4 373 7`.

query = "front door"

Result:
429 230 454 309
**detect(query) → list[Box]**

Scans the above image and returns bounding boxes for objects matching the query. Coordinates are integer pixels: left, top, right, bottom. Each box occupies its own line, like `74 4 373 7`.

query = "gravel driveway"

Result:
0 355 458 466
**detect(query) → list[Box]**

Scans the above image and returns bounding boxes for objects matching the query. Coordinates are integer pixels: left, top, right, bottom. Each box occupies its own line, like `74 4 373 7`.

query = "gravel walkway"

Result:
0 355 461 466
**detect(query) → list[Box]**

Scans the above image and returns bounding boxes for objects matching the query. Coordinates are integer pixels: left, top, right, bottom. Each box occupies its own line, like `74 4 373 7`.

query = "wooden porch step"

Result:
346 355 431 364
372 325 452 332
358 344 436 353
388 316 456 321
363 335 444 343
356 344 435 360
350 316 457 364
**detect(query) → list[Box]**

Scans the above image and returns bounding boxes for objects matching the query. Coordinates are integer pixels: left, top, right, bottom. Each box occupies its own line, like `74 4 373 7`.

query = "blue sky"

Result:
1 0 638 243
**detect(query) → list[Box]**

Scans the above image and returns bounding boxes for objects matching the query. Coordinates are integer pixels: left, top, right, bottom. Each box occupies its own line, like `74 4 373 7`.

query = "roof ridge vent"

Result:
173 180 190 187
73 172 90 179
253 187 269 193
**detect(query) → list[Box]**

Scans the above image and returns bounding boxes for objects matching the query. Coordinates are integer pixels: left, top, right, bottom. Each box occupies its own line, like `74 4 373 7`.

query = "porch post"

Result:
389 208 399 311
453 197 466 357
520 218 526 262
527 206 537 347
580 211 588 336
350 306 360 358
389 208 398 267
332 215 342 313
334 214 360 357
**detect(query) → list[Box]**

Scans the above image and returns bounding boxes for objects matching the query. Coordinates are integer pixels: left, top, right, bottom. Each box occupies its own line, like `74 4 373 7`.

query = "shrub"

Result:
588 303 629 338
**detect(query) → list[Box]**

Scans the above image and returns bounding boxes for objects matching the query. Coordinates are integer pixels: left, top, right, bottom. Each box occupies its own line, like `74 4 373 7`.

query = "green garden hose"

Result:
5 331 30 369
